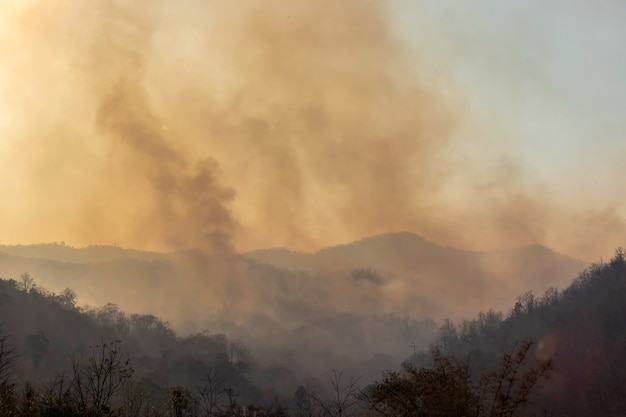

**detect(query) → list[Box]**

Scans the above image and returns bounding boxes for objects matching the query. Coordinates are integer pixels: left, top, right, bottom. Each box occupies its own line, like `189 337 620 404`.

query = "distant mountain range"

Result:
0 233 588 325
0 232 590 380
0 242 164 263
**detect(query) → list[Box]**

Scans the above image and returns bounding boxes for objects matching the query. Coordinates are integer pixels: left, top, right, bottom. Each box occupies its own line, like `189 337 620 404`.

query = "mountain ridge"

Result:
0 232 585 266
0 232 588 330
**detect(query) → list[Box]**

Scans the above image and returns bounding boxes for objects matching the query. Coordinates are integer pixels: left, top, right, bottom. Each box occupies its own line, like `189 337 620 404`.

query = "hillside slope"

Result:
245 232 587 318
0 233 588 380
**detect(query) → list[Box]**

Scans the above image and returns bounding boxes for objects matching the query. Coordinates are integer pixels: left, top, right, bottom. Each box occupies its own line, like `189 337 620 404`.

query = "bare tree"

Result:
0 332 17 416
0 333 17 384
310 370 362 417
71 339 134 416
476 340 553 417
39 372 75 416
198 366 227 417
120 380 150 417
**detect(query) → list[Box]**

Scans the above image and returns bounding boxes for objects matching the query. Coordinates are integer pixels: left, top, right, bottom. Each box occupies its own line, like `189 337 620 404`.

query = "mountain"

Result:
0 238 621 415
0 233 588 380
245 232 588 319
0 234 587 327
0 243 164 263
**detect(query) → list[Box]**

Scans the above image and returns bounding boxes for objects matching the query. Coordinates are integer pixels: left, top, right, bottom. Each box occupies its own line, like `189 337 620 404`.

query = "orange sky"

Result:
1 0 625 260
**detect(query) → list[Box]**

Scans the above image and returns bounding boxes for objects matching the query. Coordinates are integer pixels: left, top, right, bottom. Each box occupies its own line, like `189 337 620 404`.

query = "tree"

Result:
368 341 551 417
476 341 552 417
293 386 313 417
19 272 34 293
93 304 130 335
0 333 17 384
0 333 17 416
310 370 361 417
56 288 78 310
368 349 474 417
71 339 134 416
198 365 230 417
39 372 76 417
437 318 459 352
167 387 196 417
24 330 49 369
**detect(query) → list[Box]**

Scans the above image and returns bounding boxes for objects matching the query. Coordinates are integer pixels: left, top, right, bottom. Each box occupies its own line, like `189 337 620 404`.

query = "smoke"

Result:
0 0 624 259
0 1 238 253
0 0 454 254
3 0 626 383
93 58 237 252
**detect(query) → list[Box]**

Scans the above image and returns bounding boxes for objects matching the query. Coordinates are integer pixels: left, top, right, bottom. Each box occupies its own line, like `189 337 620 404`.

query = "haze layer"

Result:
1 0 624 259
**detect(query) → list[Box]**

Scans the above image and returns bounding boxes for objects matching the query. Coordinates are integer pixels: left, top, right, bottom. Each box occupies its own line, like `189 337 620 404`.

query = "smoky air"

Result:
0 1 624 416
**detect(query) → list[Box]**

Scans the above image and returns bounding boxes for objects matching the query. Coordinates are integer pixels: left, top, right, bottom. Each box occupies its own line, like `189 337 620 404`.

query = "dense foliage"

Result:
418 248 626 416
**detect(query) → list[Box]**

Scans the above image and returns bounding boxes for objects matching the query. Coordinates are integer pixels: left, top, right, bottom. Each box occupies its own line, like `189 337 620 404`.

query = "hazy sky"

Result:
395 0 626 188
0 0 625 259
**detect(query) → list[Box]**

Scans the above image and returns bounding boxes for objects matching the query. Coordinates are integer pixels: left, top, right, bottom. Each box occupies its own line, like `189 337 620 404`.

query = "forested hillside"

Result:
0 249 624 415
0 275 284 415
395 248 626 416
0 234 587 384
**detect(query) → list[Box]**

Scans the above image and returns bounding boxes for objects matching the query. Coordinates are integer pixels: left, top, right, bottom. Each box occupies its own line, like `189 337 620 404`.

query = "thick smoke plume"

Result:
0 1 624 258
0 0 456 254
